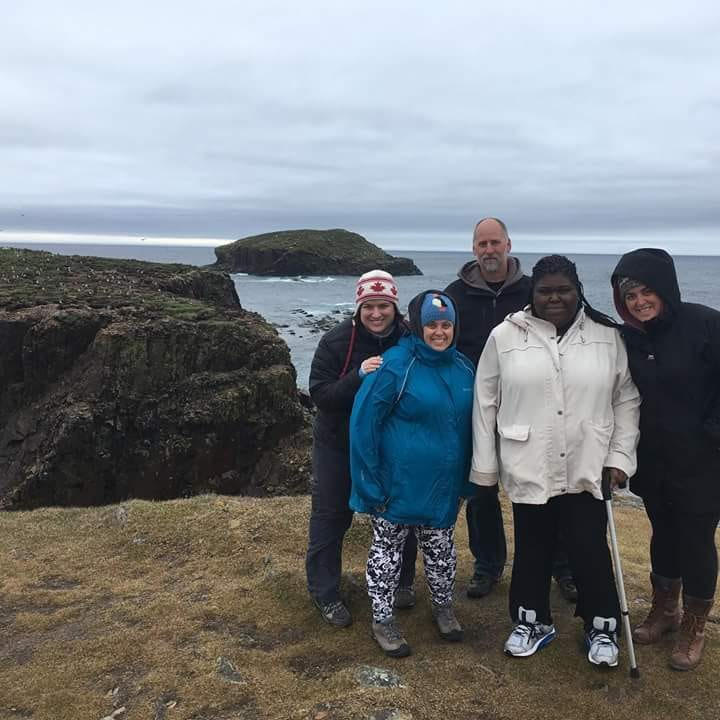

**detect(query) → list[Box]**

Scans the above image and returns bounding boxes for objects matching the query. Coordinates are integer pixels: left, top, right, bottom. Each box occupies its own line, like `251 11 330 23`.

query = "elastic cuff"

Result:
469 470 499 486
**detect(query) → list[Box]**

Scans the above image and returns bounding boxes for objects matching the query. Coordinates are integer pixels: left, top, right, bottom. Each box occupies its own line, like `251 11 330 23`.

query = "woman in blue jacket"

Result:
350 290 475 657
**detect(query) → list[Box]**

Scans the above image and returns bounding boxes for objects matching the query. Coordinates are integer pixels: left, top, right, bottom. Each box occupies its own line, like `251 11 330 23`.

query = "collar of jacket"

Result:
400 333 457 366
457 255 527 294
354 315 406 344
506 306 588 370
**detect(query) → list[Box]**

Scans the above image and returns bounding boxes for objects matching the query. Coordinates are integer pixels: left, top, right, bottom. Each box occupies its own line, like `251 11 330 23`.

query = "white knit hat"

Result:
355 270 399 309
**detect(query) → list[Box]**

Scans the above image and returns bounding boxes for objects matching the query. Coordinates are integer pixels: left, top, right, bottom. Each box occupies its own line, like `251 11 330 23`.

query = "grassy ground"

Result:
1 495 718 720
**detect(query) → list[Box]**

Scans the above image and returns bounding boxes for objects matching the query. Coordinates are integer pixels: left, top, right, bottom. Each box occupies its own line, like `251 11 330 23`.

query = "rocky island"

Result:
0 247 311 510
212 228 422 276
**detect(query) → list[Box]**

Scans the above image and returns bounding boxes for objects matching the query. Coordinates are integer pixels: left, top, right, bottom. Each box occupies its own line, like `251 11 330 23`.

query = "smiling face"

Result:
423 320 454 351
359 300 395 334
532 272 579 329
624 283 664 322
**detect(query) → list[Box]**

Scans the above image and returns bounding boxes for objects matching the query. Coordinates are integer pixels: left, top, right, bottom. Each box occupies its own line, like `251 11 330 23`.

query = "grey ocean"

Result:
4 242 720 389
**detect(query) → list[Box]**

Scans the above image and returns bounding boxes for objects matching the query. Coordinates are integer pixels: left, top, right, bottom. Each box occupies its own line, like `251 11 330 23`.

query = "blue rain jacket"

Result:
349 295 475 528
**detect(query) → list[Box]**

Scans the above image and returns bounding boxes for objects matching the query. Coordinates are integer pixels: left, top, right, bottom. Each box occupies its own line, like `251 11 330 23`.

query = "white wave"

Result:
258 276 336 283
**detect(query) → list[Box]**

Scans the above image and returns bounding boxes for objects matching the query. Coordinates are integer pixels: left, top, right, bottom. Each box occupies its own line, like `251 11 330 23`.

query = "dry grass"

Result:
1 495 718 720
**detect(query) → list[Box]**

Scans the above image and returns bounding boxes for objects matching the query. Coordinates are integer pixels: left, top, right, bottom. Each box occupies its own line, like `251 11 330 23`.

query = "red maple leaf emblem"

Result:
370 281 386 292
391 286 397 295
357 286 365 296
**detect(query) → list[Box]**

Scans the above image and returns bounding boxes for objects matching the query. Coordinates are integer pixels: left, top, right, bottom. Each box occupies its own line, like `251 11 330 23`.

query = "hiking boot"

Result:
504 607 556 657
467 572 497 599
432 602 463 642
555 575 578 603
633 573 682 645
371 617 411 658
312 598 352 628
394 586 416 610
586 616 619 667
670 595 713 671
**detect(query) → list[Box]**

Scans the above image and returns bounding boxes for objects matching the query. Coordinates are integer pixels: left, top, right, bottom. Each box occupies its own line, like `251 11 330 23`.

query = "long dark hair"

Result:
530 255 617 329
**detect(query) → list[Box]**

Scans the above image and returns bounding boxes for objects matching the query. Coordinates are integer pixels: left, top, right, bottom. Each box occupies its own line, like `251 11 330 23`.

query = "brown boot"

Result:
669 595 713 671
633 573 682 644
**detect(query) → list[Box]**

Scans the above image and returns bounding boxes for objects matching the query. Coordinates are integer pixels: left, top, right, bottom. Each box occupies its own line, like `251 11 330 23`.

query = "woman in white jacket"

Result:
471 255 640 668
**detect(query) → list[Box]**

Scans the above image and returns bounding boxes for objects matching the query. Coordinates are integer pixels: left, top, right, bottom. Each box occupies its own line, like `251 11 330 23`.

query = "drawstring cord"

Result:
339 320 357 378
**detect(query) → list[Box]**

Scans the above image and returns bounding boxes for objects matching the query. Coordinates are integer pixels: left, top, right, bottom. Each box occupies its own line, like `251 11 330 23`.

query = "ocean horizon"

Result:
2 227 720 256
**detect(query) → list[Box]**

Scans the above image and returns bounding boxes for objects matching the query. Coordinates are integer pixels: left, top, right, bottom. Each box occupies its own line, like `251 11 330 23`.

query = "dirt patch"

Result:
187 697 259 720
34 575 80 590
200 615 306 650
287 649 354 680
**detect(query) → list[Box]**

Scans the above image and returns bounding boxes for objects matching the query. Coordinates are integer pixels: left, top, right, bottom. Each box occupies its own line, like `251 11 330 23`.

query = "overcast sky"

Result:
2 0 719 252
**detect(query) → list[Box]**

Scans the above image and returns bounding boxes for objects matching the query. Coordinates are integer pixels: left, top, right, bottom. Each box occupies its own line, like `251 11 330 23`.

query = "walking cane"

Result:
602 470 640 679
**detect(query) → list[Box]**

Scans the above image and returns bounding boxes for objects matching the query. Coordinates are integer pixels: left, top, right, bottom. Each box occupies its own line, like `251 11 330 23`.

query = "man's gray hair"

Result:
473 217 509 240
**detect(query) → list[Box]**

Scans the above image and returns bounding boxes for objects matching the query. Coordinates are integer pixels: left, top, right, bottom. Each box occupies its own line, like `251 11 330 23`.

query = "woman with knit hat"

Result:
350 291 475 657
306 270 417 628
612 249 720 671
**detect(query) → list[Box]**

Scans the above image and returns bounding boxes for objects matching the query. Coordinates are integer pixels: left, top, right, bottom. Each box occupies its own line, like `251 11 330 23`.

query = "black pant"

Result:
643 494 720 599
510 492 620 630
305 442 417 604
467 487 572 581
466 489 507 579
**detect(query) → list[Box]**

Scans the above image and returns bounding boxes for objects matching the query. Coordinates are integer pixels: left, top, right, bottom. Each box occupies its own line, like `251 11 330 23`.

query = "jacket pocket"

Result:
498 424 530 441
573 420 613 482
497 424 533 485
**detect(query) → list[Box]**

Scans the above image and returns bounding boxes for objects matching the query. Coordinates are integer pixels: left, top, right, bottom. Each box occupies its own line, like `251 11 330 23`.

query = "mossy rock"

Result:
0 247 311 509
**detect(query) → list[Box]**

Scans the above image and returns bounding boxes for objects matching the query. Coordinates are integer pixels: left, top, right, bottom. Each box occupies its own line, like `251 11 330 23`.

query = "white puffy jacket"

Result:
470 308 640 504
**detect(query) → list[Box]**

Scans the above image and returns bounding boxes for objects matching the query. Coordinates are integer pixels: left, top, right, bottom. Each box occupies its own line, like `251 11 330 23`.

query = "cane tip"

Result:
630 667 640 679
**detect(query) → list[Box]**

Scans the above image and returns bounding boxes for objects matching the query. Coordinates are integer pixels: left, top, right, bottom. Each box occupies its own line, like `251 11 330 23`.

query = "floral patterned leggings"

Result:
367 516 456 622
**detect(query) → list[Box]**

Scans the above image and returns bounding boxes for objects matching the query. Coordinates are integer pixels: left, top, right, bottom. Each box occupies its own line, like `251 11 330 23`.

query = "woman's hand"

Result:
604 466 628 490
360 356 383 375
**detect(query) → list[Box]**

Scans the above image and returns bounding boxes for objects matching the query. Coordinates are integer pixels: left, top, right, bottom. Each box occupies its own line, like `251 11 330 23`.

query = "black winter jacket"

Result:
444 257 532 367
612 248 720 512
309 316 406 451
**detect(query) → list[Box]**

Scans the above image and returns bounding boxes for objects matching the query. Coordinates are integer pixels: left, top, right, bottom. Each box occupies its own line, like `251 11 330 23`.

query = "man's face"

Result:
473 220 511 277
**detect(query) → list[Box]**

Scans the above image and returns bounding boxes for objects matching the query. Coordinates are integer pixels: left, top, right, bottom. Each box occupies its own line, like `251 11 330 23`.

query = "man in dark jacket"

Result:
445 218 576 601
306 270 417 627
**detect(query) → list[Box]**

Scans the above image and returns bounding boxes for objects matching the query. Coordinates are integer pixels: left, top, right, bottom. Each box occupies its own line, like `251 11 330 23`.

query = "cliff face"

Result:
0 248 311 510
213 228 422 276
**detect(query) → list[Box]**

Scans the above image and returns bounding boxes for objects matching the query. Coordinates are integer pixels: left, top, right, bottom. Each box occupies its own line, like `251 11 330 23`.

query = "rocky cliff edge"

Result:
0 247 311 510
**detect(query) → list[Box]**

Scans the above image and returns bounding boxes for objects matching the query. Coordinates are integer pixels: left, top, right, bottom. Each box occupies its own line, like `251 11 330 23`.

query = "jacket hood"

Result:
611 248 681 329
406 289 460 349
458 256 525 291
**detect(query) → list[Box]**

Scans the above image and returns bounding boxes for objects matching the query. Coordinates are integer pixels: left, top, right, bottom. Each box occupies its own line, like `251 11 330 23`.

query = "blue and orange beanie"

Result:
420 293 456 326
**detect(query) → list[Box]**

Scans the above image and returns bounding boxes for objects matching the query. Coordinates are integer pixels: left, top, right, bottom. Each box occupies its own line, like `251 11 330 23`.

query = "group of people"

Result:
305 217 720 673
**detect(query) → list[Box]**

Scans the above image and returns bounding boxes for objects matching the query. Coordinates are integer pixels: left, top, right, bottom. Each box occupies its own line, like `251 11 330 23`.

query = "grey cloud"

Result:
2 0 720 250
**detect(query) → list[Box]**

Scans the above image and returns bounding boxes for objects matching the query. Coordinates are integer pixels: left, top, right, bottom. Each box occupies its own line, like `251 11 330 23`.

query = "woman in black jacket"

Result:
305 270 417 627
611 248 720 671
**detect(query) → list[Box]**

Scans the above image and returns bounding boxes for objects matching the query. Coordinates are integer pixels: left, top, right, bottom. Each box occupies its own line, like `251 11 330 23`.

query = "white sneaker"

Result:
504 607 556 657
586 616 619 667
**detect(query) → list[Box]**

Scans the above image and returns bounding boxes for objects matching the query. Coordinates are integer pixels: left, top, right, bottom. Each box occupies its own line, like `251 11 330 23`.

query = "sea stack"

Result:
212 228 422 276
